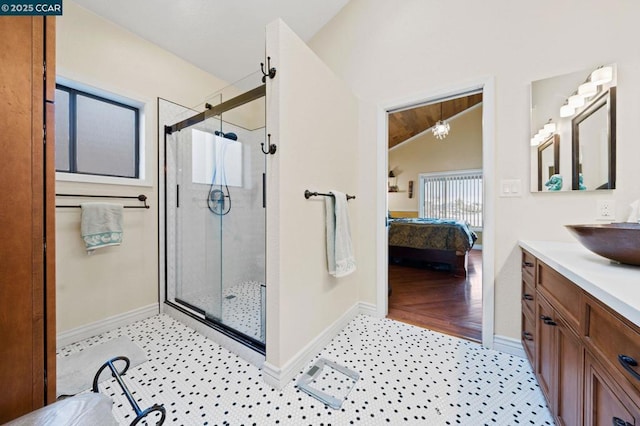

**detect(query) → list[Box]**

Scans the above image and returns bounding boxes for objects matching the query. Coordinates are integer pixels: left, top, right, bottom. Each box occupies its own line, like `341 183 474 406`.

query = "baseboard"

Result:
262 302 360 389
493 334 525 358
57 303 159 348
358 301 379 317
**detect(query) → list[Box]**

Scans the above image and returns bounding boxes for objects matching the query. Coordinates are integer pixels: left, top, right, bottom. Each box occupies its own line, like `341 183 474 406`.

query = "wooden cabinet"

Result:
535 289 583 425
0 16 56 422
521 251 536 365
522 249 640 426
584 353 640 426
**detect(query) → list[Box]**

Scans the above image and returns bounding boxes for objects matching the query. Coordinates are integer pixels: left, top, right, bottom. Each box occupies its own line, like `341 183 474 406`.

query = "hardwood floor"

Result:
387 250 482 342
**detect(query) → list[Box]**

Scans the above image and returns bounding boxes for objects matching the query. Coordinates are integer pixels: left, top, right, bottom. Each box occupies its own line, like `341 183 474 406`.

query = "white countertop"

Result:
519 240 640 328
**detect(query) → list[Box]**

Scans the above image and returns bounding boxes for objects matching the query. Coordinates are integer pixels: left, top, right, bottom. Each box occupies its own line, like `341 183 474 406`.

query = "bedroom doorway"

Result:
385 89 485 343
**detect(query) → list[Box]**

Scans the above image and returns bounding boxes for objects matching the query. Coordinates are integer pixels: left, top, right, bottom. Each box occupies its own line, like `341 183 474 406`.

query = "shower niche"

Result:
161 72 267 353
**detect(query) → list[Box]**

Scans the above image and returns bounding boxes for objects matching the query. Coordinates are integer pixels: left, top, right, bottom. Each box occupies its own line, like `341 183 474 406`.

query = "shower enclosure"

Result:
162 73 267 352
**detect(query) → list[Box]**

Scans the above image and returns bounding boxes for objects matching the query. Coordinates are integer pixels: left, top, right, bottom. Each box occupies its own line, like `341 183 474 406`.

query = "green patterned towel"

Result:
80 202 123 252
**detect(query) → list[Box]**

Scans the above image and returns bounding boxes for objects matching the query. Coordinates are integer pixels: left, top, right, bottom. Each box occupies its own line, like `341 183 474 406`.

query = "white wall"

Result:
389 105 483 213
264 20 359 385
56 1 227 333
309 0 640 340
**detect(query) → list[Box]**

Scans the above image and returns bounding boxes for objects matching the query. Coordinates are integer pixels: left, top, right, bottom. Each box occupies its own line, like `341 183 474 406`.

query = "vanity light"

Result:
530 120 555 146
543 121 556 134
590 66 613 85
578 81 598 98
559 104 574 118
568 94 585 108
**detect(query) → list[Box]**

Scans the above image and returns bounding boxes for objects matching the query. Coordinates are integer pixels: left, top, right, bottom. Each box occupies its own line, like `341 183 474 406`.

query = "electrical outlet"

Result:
596 199 615 220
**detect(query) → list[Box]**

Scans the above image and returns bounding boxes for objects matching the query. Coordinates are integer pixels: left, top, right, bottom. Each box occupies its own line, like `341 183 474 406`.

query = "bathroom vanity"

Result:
519 240 640 426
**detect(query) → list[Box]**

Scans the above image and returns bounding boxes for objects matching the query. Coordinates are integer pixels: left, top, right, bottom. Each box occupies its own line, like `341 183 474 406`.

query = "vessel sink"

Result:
565 223 640 266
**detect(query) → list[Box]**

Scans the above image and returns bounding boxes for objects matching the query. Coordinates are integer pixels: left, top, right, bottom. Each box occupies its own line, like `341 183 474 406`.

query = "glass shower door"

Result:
163 77 266 347
170 118 224 322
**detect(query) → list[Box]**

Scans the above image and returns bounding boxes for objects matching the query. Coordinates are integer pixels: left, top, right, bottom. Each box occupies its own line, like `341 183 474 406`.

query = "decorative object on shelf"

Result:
408 180 414 198
544 174 563 191
432 102 450 140
388 171 398 192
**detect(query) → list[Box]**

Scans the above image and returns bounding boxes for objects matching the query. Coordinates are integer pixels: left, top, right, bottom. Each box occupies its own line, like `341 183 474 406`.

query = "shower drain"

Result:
225 295 236 300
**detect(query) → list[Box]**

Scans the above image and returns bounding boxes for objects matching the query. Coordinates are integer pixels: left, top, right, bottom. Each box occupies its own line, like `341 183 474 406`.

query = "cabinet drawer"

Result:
522 250 536 285
522 310 535 367
522 279 535 317
584 295 640 397
536 261 581 331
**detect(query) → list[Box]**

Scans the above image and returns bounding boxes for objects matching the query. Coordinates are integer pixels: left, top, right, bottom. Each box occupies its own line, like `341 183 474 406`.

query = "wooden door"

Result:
555 315 583 426
584 354 639 426
536 294 556 408
0 16 56 422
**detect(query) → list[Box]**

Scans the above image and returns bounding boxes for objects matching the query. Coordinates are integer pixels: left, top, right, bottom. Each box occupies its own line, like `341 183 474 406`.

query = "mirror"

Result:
530 64 617 192
572 87 616 190
537 134 559 191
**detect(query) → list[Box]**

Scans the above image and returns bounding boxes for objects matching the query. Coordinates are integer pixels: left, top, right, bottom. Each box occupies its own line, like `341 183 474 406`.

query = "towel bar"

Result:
304 190 355 201
55 193 150 209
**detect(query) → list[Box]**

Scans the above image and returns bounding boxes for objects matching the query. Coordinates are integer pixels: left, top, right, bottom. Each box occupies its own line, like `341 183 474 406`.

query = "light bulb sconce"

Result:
557 65 614 119
530 119 556 146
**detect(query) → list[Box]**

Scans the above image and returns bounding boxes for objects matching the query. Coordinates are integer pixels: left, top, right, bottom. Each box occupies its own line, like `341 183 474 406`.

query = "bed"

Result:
388 217 477 277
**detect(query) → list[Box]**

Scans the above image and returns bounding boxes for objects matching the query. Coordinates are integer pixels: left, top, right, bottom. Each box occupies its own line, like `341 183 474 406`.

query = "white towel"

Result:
325 190 356 277
80 202 123 253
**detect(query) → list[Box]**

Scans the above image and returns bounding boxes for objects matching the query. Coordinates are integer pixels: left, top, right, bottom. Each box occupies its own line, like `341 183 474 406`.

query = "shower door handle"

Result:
262 173 266 208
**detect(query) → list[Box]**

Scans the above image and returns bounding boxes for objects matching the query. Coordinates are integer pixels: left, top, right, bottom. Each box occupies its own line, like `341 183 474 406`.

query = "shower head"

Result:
214 130 238 141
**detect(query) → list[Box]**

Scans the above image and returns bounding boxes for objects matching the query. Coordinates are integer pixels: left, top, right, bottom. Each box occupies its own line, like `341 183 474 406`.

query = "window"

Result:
55 84 140 178
420 169 483 228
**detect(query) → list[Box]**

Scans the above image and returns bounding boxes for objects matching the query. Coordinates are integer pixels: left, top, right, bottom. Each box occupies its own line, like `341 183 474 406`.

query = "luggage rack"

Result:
93 356 166 425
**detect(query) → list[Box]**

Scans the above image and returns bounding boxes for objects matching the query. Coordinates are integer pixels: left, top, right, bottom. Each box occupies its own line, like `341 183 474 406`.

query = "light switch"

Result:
500 179 522 197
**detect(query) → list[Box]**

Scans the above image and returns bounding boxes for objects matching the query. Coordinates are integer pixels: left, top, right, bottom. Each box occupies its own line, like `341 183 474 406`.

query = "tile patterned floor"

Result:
58 314 554 425
180 280 264 342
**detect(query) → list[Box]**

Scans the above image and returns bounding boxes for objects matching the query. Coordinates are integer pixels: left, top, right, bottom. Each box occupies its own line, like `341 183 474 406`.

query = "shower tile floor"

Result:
180 280 264 341
59 314 554 425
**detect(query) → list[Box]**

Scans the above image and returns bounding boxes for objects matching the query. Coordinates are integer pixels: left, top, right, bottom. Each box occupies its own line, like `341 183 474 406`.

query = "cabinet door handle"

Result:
612 417 633 426
522 331 533 341
522 261 534 268
522 294 534 301
618 354 640 382
539 315 557 326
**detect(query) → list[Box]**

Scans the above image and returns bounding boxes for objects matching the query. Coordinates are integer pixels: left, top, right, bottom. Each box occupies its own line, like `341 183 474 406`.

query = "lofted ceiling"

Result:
71 0 350 83
388 94 483 149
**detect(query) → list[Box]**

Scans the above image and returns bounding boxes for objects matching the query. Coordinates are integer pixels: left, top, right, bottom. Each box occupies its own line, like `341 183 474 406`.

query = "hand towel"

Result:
80 202 123 252
325 191 356 277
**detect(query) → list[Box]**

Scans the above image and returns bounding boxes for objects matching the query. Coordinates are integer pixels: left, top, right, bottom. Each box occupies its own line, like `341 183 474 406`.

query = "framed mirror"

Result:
530 64 617 192
537 134 559 191
572 87 616 190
